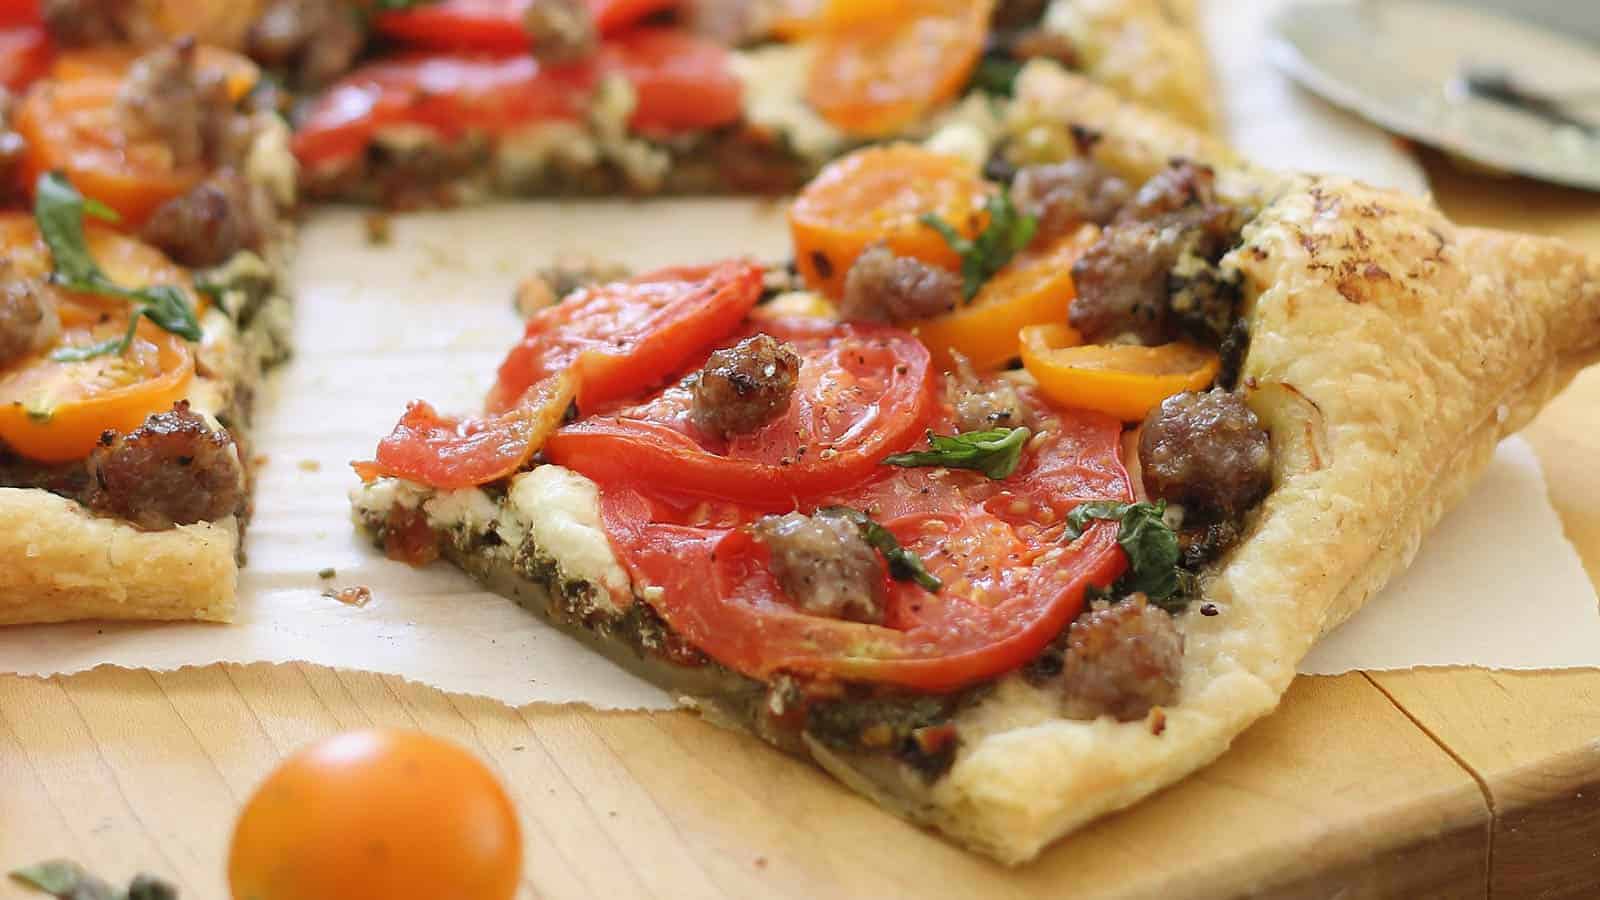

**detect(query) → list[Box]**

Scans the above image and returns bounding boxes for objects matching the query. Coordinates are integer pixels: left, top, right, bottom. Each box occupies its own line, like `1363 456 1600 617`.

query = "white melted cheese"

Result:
245 113 298 208
730 44 845 163
352 467 632 610
507 466 630 608
922 93 1005 169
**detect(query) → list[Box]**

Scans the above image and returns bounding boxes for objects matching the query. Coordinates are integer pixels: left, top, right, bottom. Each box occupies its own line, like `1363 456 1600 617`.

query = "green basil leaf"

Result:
1064 500 1186 605
9 860 117 900
820 507 943 593
883 426 1031 480
920 188 1037 301
33 172 203 359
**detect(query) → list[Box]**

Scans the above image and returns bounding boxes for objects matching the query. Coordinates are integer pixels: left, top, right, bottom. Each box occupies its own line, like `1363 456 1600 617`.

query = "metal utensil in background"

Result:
1267 0 1600 192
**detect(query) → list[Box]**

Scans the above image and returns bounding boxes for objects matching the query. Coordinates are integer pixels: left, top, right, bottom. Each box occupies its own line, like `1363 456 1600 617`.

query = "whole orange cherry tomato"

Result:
229 729 523 900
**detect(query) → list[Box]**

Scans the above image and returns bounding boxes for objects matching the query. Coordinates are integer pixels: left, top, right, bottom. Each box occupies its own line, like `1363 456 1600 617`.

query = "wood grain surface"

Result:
1 160 1597 900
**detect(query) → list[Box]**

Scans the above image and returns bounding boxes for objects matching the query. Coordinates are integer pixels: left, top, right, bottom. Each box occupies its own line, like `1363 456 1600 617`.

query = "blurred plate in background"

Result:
1268 0 1600 191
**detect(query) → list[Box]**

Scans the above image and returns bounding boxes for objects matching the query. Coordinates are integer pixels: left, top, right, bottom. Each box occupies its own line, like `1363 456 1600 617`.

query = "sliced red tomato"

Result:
544 318 936 503
599 28 741 135
0 0 39 27
591 383 1133 692
488 259 762 414
357 371 576 491
291 54 598 168
374 0 677 51
0 25 50 91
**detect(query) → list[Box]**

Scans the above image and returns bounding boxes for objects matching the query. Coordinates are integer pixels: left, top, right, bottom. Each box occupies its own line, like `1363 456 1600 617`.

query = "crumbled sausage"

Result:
946 352 1031 432
1011 159 1131 239
753 510 886 624
0 268 59 367
839 243 962 323
1062 595 1183 722
993 0 1051 31
1009 27 1080 70
523 0 597 63
246 0 366 88
684 0 770 44
1069 161 1245 345
690 333 800 439
140 171 273 268
40 0 151 45
1139 389 1271 522
115 41 245 169
83 401 245 531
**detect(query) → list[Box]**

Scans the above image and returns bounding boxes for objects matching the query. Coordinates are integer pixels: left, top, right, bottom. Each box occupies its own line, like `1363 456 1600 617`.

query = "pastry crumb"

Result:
365 213 392 245
298 459 321 472
1148 707 1168 736
317 567 336 580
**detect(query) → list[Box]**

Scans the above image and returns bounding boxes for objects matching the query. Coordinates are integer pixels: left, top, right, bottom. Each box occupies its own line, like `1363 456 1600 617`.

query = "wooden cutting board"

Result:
1 154 1597 900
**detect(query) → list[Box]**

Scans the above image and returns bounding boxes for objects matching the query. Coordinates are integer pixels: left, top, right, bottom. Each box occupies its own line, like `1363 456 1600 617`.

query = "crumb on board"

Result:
513 274 557 318
1148 707 1168 736
252 454 270 468
323 585 373 607
755 857 768 869
298 459 321 472
365 213 392 246
317 567 337 580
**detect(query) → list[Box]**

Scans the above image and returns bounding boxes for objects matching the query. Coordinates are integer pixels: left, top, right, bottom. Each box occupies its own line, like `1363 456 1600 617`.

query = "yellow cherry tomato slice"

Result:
805 0 993 137
909 224 1100 372
1020 324 1221 422
0 304 196 462
789 144 993 298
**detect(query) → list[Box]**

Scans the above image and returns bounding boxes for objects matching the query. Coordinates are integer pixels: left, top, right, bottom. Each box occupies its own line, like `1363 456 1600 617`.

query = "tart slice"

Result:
352 73 1597 863
0 41 296 625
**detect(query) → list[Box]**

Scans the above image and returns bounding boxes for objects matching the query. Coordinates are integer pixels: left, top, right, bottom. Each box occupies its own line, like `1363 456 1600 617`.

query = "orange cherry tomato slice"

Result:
909 224 1100 372
16 77 203 227
1020 324 1221 422
788 144 993 298
805 0 993 137
0 305 196 463
49 45 261 101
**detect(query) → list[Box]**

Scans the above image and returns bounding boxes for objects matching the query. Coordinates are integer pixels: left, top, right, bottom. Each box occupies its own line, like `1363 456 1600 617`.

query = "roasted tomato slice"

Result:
543 318 935 503
488 259 763 414
0 0 39 27
0 25 51 91
15 76 201 227
598 28 741 135
290 53 598 169
374 0 678 51
592 385 1133 692
293 28 737 168
806 0 993 137
358 372 576 491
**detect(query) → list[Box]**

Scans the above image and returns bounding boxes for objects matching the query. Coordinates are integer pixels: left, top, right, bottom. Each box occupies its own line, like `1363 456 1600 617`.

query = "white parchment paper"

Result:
0 0 1594 705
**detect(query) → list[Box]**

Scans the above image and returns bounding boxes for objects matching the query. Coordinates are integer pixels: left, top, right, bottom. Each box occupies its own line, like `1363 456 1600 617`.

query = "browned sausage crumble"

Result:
752 510 887 624
0 266 59 367
839 242 963 323
141 170 276 268
1061 595 1183 722
1011 159 1131 240
1070 161 1249 346
0 88 24 207
1139 389 1272 523
40 0 153 46
115 40 251 170
689 333 801 440
83 401 246 531
246 0 367 88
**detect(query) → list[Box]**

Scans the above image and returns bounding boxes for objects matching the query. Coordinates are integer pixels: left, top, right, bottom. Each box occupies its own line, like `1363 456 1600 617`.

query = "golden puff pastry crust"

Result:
1039 0 1219 133
818 65 1600 864
0 488 237 625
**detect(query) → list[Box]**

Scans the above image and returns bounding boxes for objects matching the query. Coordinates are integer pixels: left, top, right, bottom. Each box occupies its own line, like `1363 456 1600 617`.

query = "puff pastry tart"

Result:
0 42 295 625
349 61 1597 863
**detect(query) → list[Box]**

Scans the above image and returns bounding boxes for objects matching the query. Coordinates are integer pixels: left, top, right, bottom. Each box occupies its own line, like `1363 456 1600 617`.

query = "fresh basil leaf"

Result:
920 188 1037 301
33 172 203 359
820 507 943 593
884 426 1031 480
1064 500 1186 606
81 197 121 223
9 860 117 900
